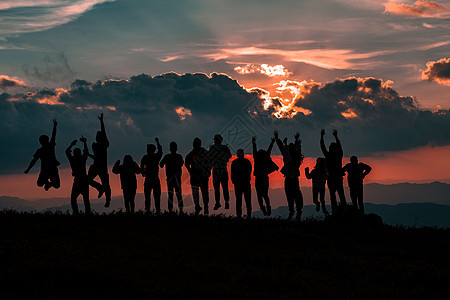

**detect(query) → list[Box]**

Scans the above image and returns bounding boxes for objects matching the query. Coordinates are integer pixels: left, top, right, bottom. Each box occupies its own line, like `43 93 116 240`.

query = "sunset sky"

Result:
1 0 450 199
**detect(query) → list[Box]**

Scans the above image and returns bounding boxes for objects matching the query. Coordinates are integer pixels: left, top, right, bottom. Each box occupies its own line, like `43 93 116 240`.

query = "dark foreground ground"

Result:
0 211 449 299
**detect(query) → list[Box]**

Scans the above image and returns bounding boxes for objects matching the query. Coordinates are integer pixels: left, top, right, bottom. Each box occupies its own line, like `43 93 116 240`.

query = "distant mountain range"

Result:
1 181 450 227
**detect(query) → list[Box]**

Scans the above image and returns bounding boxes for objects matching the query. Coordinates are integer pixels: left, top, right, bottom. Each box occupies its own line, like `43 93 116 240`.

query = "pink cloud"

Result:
384 1 450 18
421 57 450 86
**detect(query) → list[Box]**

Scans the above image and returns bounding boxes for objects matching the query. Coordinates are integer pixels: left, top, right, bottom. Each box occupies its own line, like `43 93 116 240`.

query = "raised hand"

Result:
332 129 338 137
80 135 87 143
271 137 275 144
24 168 30 174
273 131 279 139
52 119 57 127
155 137 159 143
252 136 257 143
294 132 300 140
71 139 77 146
98 113 104 121
321 129 325 136
283 137 288 145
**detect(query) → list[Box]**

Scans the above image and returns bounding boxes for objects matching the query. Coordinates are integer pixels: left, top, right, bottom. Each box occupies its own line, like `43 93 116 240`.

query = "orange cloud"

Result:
234 64 292 77
384 1 450 18
421 58 450 86
175 106 192 120
341 108 359 119
0 75 26 90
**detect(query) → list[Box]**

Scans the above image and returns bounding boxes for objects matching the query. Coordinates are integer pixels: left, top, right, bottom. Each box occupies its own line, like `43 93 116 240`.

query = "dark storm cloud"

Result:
1 72 450 175
0 75 26 90
422 58 450 85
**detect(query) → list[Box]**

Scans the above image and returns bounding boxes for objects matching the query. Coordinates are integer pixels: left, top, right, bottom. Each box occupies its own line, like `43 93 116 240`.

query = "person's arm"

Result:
185 153 192 174
362 163 372 179
50 119 57 145
320 129 328 156
24 156 39 174
332 129 343 156
80 136 89 159
225 145 232 160
267 137 275 154
134 162 141 174
155 137 162 160
342 163 349 174
294 132 302 154
247 160 252 177
274 131 284 153
252 136 257 157
112 160 121 174
230 161 237 184
179 155 184 168
159 155 166 168
305 167 311 179
65 139 77 159
140 156 146 177
98 113 109 147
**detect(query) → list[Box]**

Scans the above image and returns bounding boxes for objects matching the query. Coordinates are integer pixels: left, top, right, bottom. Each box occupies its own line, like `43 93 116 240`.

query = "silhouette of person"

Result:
320 129 346 213
112 155 141 213
160 142 184 213
342 156 372 214
88 113 112 207
140 137 163 214
252 136 278 216
305 158 329 215
231 149 252 219
185 138 211 215
274 131 304 220
24 119 61 191
208 134 232 210
65 136 91 215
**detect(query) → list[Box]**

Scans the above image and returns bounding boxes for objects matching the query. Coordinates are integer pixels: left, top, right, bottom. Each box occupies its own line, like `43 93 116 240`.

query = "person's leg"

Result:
200 177 209 215
221 171 230 209
49 168 60 189
358 185 365 214
336 176 347 205
327 177 338 213
235 186 243 218
262 176 271 215
99 171 111 205
293 179 303 220
167 179 174 213
349 186 358 208
144 179 151 212
70 182 80 215
175 176 183 213
37 172 48 187
255 177 267 215
285 178 295 219
88 165 103 194
244 185 252 218
312 186 320 211
123 190 130 213
319 187 328 215
154 177 161 213
191 182 201 213
81 178 91 214
213 171 221 209
130 189 136 214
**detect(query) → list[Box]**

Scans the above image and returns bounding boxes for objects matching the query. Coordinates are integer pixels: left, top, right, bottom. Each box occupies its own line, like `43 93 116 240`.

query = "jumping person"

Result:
320 129 346 213
140 137 163 213
231 149 252 219
160 142 184 213
208 134 232 210
342 156 372 214
88 113 112 207
252 136 278 216
185 138 211 215
65 136 91 215
24 119 61 191
305 157 328 216
112 155 141 213
274 131 304 220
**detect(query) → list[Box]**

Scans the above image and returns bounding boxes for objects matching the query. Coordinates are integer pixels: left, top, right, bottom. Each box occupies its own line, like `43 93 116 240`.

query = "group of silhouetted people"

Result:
25 114 372 218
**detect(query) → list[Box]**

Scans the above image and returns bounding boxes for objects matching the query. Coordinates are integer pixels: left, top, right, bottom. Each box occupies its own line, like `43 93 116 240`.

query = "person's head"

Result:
257 149 268 160
237 149 244 158
124 155 133 165
193 137 202 149
96 131 105 143
350 155 358 164
213 134 223 145
39 135 49 146
147 144 156 154
170 141 177 153
288 143 296 155
73 148 82 157
329 142 338 153
316 157 326 169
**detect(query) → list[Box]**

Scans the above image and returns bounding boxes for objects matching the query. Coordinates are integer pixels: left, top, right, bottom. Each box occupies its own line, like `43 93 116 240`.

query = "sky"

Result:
1 0 450 198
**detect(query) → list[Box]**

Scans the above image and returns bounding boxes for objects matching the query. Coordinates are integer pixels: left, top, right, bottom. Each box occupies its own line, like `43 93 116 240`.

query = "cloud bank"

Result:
384 1 450 18
422 58 450 85
1 72 450 175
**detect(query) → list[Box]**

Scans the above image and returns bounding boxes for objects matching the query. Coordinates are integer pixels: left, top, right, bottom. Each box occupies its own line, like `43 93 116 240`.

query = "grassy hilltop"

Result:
1 211 449 299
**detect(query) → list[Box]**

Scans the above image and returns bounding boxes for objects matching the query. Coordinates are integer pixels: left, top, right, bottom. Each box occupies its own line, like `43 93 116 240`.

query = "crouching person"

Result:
231 149 252 219
113 155 141 213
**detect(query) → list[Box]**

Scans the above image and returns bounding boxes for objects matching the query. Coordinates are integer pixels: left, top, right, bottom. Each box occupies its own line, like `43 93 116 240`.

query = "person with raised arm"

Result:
320 129 346 213
252 136 278 216
141 137 163 214
65 136 91 215
24 119 61 191
208 134 232 211
160 142 184 213
231 149 253 219
185 138 211 215
274 131 304 220
88 113 112 208
112 155 141 214
342 156 372 214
